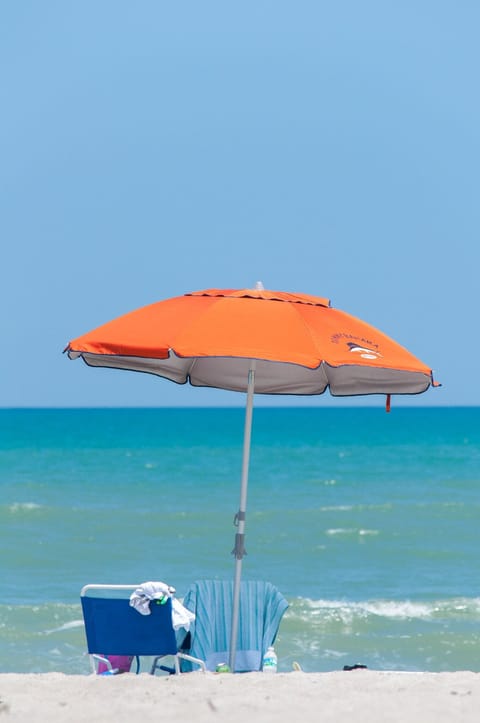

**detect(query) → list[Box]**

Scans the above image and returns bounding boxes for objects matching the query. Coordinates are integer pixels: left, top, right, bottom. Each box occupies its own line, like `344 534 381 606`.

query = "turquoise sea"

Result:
1 407 479 674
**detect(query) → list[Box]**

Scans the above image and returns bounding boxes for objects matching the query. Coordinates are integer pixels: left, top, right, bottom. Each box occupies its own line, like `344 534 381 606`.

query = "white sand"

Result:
0 671 479 723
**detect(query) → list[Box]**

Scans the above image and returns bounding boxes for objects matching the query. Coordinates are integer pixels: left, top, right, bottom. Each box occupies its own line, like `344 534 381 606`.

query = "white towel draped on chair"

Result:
130 581 195 631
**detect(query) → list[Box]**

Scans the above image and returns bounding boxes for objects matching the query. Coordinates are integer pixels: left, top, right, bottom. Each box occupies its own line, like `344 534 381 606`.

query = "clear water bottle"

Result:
262 646 278 673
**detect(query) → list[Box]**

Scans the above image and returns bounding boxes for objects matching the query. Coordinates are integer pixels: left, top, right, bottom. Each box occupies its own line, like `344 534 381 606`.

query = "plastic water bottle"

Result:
262 646 278 673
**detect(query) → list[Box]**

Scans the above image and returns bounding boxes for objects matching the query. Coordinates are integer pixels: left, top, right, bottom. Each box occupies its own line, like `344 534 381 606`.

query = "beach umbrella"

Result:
65 283 437 671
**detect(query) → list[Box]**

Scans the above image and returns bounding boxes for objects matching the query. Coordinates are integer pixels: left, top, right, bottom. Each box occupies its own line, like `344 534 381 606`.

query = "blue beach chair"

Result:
80 584 206 675
182 579 288 672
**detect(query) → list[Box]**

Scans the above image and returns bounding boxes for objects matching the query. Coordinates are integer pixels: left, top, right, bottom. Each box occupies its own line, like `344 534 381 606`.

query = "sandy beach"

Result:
0 670 478 723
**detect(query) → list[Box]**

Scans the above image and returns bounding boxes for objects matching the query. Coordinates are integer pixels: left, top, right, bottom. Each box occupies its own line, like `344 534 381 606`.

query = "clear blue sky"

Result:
2 1 478 407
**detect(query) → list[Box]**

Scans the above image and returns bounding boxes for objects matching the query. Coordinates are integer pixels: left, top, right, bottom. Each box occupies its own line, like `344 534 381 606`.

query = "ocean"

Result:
1 406 479 674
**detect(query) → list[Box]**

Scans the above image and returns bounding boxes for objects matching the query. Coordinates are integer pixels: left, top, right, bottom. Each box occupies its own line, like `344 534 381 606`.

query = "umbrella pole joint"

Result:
231 532 247 560
234 511 246 524
232 511 247 559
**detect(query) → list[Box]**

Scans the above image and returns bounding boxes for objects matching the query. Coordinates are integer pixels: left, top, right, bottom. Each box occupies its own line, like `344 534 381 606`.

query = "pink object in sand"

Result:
97 655 134 674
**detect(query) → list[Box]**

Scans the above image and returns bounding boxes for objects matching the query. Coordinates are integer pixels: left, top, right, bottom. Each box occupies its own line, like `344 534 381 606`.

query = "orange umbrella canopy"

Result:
66 286 435 397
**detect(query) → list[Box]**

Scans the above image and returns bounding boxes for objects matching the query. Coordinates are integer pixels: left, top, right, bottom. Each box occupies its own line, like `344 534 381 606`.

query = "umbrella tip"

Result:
255 281 265 290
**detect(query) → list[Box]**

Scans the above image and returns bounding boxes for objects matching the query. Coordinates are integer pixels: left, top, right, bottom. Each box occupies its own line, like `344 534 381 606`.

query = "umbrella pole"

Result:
229 362 255 672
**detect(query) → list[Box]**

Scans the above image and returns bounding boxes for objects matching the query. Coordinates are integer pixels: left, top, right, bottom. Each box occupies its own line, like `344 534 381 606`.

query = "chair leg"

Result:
91 654 114 674
150 655 177 675
177 653 207 672
150 653 206 675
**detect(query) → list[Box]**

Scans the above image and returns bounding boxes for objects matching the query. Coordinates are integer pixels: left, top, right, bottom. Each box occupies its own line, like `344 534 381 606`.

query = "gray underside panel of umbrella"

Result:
71 351 432 396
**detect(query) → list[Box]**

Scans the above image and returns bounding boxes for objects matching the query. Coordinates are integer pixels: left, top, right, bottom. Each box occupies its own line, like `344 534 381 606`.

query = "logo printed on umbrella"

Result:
330 332 382 359
346 342 382 360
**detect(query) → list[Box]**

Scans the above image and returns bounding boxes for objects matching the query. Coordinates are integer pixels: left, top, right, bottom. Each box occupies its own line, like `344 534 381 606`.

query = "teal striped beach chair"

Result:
182 580 288 672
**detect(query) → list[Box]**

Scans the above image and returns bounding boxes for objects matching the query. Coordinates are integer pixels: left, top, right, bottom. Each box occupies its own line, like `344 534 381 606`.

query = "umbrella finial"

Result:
255 281 265 290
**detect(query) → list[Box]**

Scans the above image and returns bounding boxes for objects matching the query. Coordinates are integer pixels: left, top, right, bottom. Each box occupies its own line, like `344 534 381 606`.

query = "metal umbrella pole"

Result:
229 361 256 672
